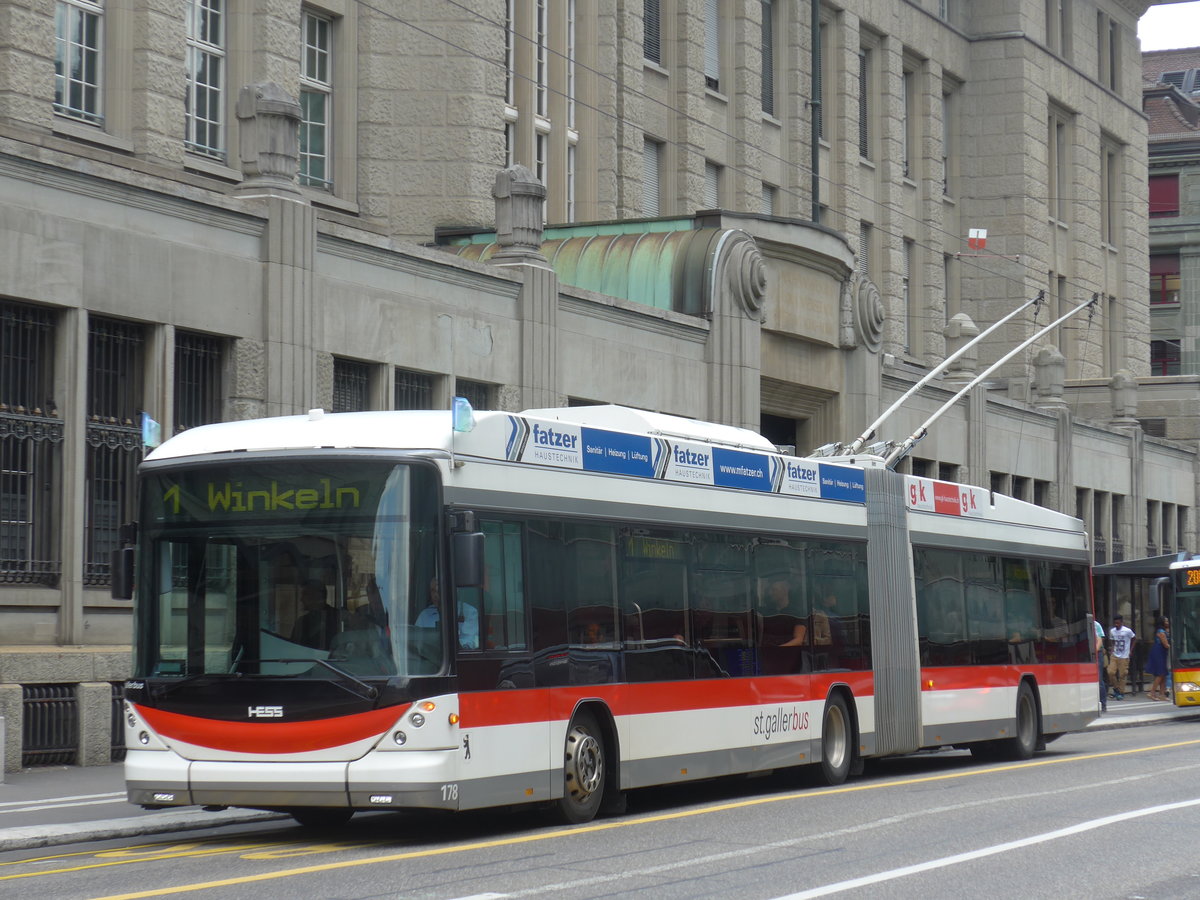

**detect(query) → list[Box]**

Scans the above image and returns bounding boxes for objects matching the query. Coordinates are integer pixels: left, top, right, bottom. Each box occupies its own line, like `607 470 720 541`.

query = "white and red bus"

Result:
115 405 1097 827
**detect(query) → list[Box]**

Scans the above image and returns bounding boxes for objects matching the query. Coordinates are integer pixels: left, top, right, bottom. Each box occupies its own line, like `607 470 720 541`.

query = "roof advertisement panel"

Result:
905 475 985 518
503 415 866 504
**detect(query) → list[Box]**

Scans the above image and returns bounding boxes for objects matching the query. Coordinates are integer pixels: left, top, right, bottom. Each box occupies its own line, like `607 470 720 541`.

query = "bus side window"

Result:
472 520 526 651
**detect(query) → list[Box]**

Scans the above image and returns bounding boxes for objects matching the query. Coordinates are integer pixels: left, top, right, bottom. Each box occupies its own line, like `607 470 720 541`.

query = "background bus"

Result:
114 405 1098 827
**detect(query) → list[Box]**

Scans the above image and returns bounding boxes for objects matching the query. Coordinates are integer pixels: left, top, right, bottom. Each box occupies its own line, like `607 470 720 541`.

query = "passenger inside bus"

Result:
759 580 807 647
290 579 339 649
415 577 480 649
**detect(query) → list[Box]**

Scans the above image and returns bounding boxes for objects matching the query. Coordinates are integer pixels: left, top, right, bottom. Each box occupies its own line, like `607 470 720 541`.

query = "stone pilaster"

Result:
0 684 20 773
59 308 88 646
262 198 318 417
707 232 768 431
77 682 114 767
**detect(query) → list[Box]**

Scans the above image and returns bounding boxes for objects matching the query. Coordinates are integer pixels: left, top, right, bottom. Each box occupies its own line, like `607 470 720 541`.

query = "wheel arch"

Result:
826 682 862 760
565 699 621 795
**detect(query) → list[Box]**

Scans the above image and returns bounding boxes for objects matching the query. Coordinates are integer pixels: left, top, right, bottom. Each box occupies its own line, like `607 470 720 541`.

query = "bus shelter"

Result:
1092 554 1189 695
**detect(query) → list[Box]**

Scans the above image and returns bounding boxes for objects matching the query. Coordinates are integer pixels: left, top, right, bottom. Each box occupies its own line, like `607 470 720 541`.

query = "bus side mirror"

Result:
111 547 135 600
452 531 485 588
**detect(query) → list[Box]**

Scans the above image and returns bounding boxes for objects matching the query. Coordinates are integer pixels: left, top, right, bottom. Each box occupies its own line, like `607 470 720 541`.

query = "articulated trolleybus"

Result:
116 405 1097 826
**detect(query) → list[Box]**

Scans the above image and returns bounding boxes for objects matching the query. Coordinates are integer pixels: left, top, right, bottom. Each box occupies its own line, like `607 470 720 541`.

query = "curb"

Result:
1085 711 1200 732
0 809 287 853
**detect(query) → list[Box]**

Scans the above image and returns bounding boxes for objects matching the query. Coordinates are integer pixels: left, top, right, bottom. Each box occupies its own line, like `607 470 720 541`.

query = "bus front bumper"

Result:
125 747 461 811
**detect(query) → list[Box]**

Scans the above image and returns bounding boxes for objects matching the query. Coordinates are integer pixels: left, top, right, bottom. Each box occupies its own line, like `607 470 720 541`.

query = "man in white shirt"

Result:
1107 614 1136 700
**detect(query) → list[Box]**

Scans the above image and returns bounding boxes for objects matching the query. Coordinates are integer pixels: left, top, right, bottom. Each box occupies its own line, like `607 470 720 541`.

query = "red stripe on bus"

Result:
134 703 407 754
459 673 876 728
918 663 1093 690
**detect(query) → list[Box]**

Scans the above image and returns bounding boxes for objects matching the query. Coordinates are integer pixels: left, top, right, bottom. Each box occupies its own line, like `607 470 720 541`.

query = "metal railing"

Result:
22 684 78 767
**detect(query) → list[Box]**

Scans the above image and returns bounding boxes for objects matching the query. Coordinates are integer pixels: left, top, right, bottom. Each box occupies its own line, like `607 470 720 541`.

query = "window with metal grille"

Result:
332 358 371 412
456 379 492 411
174 331 223 432
704 161 720 209
761 183 776 216
185 0 226 159
1 301 62 586
858 49 870 159
761 0 774 116
642 137 662 216
85 317 144 586
857 222 871 278
644 0 661 65
395 368 434 410
55 0 104 124
300 9 333 189
704 0 720 91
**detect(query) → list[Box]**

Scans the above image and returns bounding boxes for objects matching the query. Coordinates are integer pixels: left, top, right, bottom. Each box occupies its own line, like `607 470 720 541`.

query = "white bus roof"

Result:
144 406 1083 537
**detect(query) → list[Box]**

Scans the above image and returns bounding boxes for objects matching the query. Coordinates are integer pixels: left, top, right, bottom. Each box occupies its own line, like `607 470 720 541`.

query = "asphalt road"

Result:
4 717 1200 900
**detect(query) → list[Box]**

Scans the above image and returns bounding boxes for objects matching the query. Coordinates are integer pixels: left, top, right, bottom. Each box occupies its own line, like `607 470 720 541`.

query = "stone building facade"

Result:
0 0 1193 770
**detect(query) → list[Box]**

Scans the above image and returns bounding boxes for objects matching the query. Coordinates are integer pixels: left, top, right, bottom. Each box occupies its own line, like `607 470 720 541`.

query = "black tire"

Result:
555 710 606 824
970 682 1040 762
289 807 354 828
1004 681 1040 761
819 694 853 786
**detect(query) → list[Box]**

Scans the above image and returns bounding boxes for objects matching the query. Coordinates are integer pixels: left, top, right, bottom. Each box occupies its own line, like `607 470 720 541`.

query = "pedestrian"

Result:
1093 616 1107 712
1107 614 1136 700
1146 615 1170 701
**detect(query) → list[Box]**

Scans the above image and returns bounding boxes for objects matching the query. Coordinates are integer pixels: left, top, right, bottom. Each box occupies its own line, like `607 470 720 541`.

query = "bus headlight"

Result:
1177 681 1199 693
138 731 151 745
410 712 425 727
392 730 407 745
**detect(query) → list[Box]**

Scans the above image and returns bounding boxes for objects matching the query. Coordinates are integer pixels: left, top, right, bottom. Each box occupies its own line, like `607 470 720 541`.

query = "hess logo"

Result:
247 705 284 718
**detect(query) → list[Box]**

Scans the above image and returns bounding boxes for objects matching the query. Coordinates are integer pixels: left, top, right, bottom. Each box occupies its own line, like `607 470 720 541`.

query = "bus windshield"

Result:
133 459 444 680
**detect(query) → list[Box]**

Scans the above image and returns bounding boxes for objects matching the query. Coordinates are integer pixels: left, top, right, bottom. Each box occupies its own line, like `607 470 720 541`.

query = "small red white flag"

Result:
968 228 987 250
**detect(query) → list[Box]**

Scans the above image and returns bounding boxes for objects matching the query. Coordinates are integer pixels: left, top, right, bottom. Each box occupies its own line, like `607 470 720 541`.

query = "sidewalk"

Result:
1 696 1197 853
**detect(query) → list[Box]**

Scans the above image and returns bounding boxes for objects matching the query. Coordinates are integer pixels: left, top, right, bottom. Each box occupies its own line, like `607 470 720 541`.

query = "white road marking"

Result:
772 796 1200 899
0 797 128 815
0 791 123 809
500 763 1200 898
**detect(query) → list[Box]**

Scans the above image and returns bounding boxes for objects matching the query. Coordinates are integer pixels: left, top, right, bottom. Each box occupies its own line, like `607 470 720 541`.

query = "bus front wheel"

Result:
819 694 853 786
555 710 605 824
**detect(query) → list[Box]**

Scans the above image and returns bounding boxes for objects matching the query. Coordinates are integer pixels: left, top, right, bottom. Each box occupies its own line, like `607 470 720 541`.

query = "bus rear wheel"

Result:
819 694 853 786
1005 682 1039 760
555 710 605 824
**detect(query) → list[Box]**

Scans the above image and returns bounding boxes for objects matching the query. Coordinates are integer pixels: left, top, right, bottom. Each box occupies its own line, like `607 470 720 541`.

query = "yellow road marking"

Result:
0 841 289 881
14 735 1197 900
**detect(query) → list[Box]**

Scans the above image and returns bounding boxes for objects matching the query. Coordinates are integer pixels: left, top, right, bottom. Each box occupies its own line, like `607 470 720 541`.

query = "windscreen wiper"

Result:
235 657 380 702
